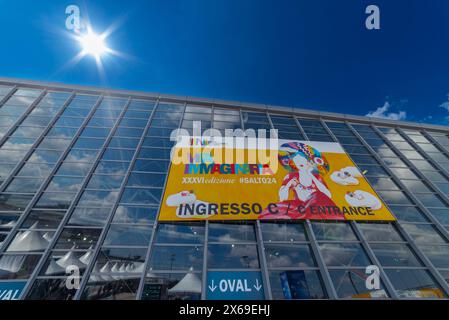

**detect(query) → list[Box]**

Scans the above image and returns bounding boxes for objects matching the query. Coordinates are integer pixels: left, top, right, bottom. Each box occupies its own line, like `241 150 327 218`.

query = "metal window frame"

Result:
17 95 134 299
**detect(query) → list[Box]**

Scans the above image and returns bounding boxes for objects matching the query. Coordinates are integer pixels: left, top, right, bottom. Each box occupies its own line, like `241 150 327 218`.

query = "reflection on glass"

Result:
27 278 77 300
0 254 41 279
208 223 255 243
319 243 371 267
6 227 54 252
112 205 157 224
208 244 259 269
269 270 326 299
103 225 152 247
357 223 403 242
385 269 446 299
82 277 140 300
371 244 422 267
55 228 101 250
155 223 204 244
265 244 315 268
40 249 93 276
261 222 307 242
329 269 389 299
312 222 357 241
142 272 202 300
150 245 203 271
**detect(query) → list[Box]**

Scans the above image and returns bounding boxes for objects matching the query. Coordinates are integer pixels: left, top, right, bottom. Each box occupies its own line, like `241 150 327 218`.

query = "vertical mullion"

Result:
244 112 272 300
75 98 161 299
0 85 18 106
200 221 209 300
0 89 47 148
0 92 76 192
255 220 272 299
293 116 309 140
304 220 338 299
347 123 449 297
135 101 187 300
320 119 398 299
19 95 131 299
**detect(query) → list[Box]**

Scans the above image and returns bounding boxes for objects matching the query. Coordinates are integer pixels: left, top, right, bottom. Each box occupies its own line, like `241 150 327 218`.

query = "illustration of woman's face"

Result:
292 154 309 170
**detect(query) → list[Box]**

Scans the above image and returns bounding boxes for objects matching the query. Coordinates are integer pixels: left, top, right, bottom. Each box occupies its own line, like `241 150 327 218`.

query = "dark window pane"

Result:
27 278 77 300
0 254 41 279
82 277 140 300
269 270 326 299
55 228 102 249
142 272 202 300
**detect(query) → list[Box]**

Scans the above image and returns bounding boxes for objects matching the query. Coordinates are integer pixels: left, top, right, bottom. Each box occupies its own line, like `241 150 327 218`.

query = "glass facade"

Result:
1 80 449 300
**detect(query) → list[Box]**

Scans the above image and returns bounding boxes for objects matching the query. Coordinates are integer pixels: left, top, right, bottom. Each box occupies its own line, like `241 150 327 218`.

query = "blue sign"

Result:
207 271 265 300
0 281 26 300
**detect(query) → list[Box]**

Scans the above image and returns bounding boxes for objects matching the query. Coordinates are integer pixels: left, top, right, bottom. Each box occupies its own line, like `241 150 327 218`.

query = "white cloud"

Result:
439 94 449 113
366 102 407 121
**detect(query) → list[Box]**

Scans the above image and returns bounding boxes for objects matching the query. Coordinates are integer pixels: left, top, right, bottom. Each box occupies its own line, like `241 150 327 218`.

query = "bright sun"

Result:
78 30 108 58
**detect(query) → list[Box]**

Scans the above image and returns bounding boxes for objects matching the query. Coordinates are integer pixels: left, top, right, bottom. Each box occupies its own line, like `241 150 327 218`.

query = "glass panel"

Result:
27 278 77 300
103 224 152 247
208 244 259 269
329 270 389 299
265 244 316 268
319 243 371 267
82 277 140 300
112 205 157 224
149 246 203 271
0 254 41 279
261 222 307 242
370 243 422 267
155 223 204 244
419 245 449 268
269 270 326 299
68 207 111 226
385 269 446 299
54 228 101 249
357 223 403 242
401 224 447 244
208 223 256 242
93 247 147 275
312 222 357 241
142 272 202 300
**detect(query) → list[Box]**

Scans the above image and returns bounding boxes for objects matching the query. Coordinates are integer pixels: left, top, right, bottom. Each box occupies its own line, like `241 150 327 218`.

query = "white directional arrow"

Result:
254 279 262 291
208 280 217 292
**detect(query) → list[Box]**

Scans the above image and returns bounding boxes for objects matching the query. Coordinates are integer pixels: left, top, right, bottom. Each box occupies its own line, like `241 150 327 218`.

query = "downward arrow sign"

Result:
254 279 262 291
208 280 217 292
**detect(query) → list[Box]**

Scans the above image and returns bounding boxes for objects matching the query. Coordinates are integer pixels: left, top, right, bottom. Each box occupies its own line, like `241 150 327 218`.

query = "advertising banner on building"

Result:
158 137 396 222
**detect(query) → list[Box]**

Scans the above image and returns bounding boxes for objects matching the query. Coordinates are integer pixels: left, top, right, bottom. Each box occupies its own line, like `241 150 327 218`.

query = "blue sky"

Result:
1 0 449 125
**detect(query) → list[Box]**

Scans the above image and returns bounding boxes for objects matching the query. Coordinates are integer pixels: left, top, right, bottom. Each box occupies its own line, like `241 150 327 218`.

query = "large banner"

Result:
159 137 396 221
